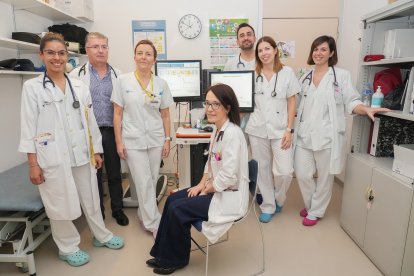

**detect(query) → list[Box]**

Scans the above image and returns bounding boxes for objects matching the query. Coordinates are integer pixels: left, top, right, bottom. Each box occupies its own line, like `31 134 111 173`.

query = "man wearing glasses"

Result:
70 32 128 226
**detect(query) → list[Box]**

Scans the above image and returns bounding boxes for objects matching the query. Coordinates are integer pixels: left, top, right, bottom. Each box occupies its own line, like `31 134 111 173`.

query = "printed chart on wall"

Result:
209 18 248 70
132 20 167 60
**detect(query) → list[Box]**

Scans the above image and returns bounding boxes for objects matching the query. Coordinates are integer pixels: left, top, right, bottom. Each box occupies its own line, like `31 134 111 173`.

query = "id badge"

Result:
150 95 161 109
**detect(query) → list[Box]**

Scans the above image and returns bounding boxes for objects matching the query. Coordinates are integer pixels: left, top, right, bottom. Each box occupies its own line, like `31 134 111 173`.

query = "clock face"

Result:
178 14 202 39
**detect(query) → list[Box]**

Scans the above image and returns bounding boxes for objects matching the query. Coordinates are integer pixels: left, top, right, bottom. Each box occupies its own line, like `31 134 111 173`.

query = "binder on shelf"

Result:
402 67 414 113
369 115 414 157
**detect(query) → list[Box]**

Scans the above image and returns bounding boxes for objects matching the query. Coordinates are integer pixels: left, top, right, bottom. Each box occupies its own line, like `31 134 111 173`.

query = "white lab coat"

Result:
111 72 173 149
246 66 301 139
19 75 103 220
295 67 362 174
69 62 121 87
202 120 250 244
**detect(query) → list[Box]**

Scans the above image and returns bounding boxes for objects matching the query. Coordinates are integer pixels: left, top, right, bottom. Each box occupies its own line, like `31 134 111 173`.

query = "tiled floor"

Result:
0 179 383 276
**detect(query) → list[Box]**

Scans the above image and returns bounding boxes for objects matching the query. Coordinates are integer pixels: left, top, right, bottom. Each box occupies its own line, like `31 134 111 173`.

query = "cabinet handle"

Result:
365 187 375 202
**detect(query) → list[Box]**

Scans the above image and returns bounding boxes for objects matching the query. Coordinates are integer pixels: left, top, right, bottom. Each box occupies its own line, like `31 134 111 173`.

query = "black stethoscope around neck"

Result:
237 53 246 69
255 72 279 97
78 63 118 78
43 71 80 109
302 66 338 95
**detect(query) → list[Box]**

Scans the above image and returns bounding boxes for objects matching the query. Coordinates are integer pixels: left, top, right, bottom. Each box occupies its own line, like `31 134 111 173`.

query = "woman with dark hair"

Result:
19 33 123 267
294 35 388 226
112 40 173 237
146 83 249 274
245 36 300 223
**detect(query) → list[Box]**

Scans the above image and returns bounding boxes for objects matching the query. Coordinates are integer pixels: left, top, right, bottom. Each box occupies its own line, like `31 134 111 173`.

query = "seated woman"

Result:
146 83 249 275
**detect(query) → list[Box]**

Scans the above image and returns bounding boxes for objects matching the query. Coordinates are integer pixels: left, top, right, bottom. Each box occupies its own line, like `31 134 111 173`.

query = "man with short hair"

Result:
224 22 256 71
70 32 128 226
224 23 262 204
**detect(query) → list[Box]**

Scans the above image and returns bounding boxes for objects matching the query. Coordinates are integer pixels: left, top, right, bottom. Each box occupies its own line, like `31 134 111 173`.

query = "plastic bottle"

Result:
371 86 384 108
361 82 372 107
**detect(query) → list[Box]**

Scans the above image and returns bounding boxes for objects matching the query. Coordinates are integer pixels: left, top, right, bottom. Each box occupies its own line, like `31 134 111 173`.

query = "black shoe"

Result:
112 210 129 226
146 258 160 268
153 265 185 275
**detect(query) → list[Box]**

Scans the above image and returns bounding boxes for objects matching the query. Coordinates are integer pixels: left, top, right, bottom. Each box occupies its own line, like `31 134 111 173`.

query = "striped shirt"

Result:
89 64 113 127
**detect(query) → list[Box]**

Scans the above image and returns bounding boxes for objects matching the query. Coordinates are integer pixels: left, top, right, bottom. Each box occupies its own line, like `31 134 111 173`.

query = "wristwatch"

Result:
286 128 294 133
165 136 172 141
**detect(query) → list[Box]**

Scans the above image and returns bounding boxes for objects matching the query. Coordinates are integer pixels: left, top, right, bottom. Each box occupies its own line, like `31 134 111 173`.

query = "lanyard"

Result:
134 71 154 101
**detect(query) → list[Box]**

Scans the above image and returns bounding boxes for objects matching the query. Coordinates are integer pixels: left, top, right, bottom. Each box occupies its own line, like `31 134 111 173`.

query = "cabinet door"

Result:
340 154 372 247
364 169 413 276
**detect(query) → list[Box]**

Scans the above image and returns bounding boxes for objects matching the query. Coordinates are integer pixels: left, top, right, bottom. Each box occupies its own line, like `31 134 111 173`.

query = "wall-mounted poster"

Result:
132 20 167 60
209 18 248 69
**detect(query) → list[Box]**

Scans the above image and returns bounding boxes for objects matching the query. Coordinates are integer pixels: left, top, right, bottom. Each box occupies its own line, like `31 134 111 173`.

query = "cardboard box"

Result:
393 144 414 179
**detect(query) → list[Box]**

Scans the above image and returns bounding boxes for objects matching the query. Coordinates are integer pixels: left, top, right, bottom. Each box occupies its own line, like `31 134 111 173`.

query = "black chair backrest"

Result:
248 159 258 196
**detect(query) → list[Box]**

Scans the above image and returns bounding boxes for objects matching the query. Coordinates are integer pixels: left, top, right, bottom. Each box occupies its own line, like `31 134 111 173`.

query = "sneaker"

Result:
299 208 308 217
259 213 273 223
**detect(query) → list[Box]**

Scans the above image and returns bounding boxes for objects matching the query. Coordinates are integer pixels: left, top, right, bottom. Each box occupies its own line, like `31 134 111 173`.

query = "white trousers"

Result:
126 147 162 232
294 146 334 218
50 164 113 255
249 135 293 213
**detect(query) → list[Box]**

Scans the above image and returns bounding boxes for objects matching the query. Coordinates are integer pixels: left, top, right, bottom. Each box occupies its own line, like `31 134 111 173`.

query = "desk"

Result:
175 127 212 189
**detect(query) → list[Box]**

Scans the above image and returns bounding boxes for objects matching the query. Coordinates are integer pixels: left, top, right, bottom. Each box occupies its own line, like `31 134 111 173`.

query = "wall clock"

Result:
178 14 202 39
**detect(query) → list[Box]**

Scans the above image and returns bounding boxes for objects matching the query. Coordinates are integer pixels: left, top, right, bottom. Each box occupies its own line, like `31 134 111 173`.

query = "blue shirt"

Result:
89 63 113 127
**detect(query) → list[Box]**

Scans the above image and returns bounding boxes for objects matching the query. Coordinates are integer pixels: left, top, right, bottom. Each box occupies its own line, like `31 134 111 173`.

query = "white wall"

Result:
337 0 388 83
87 0 260 72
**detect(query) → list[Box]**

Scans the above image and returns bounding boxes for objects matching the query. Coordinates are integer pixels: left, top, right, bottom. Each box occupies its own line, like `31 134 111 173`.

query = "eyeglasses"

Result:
204 101 221 110
43 50 68 57
86 45 109 50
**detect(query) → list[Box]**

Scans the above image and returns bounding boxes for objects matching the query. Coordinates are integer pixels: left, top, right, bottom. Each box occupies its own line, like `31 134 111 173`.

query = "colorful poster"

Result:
209 18 248 69
132 20 167 60
277 40 295 59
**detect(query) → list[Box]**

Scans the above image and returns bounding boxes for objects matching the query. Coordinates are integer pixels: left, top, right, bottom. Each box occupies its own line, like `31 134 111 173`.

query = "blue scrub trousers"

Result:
150 188 213 267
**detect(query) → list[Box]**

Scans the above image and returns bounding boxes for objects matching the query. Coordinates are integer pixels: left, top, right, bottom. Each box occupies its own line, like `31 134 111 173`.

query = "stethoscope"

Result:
43 71 80 109
299 66 340 122
302 66 339 96
78 63 118 78
254 72 278 97
237 53 245 69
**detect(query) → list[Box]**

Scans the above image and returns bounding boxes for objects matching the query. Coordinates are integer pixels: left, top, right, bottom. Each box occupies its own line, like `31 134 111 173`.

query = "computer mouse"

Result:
202 126 213 132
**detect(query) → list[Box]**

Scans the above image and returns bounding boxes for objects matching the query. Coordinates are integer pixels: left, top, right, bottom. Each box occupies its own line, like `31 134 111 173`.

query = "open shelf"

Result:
0 0 84 22
0 70 41 75
363 0 414 23
361 56 414 66
0 37 86 57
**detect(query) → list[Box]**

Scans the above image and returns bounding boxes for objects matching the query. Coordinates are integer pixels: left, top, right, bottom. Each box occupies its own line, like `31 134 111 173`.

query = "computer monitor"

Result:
155 60 202 102
209 70 254 112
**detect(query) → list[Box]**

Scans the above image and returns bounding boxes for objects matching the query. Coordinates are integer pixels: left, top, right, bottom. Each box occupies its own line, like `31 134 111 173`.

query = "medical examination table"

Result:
0 163 51 275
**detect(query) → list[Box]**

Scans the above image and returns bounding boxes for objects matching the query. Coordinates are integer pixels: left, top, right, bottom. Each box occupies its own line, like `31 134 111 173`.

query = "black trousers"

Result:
97 127 123 214
150 189 213 267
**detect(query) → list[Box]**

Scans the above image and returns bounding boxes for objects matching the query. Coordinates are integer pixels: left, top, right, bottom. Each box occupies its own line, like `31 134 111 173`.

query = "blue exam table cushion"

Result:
0 163 43 212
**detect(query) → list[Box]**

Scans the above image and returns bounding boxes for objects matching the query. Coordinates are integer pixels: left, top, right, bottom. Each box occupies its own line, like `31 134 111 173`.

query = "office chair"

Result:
191 159 265 276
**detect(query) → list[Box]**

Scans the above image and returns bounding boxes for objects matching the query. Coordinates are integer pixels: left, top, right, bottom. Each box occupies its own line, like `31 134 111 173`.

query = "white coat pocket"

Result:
274 98 288 130
35 140 61 169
